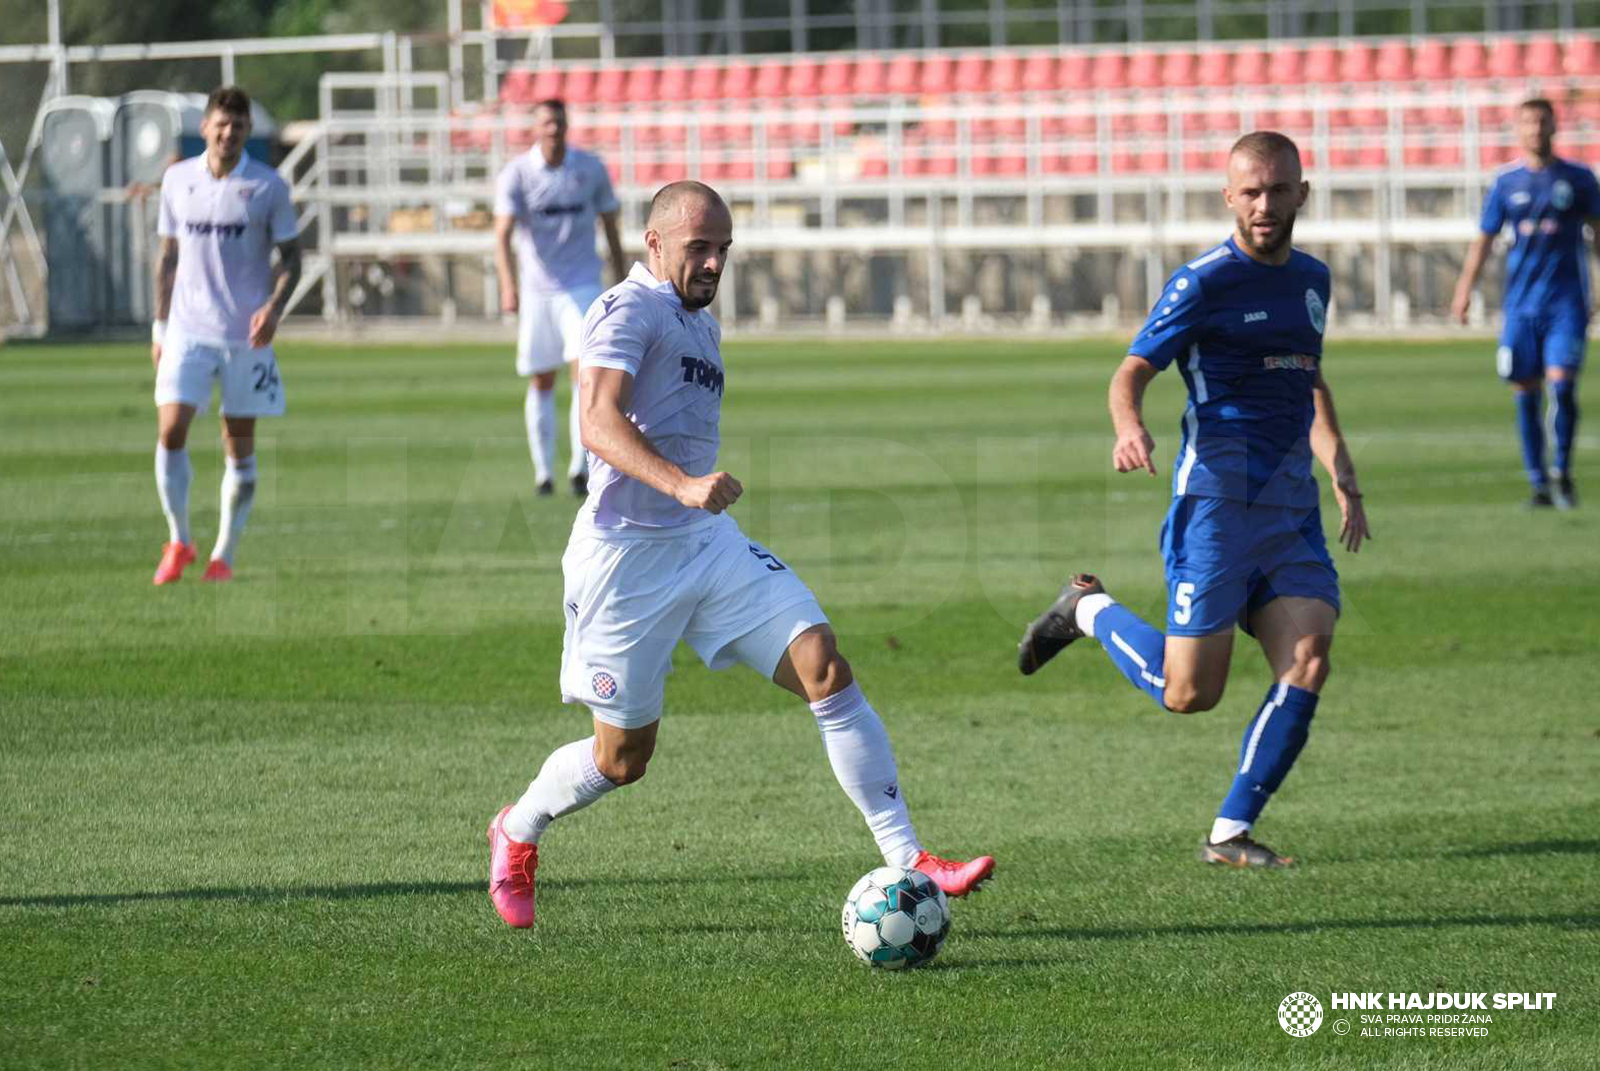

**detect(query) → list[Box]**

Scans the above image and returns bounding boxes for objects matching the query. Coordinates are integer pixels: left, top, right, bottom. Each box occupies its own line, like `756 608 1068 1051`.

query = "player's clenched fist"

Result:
1112 427 1159 476
677 471 743 513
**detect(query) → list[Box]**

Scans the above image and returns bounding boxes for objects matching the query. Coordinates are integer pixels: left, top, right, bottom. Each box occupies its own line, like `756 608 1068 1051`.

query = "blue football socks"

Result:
1091 602 1169 708
1217 683 1319 826
1551 378 1578 478
1515 389 1547 490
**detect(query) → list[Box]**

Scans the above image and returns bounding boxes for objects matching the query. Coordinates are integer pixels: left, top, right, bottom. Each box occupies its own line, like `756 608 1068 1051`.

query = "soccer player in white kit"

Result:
149 86 300 585
486 182 995 928
493 99 627 497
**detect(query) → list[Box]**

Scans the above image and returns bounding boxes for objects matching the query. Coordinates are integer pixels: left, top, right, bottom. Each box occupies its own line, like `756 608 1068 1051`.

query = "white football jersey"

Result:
494 147 619 295
158 154 298 344
578 263 725 531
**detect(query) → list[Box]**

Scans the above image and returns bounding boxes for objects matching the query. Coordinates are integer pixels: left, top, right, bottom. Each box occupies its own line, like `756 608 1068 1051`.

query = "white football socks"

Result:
211 453 258 566
812 682 923 868
1074 592 1114 636
1209 817 1251 845
525 385 556 485
155 444 193 545
567 384 587 479
504 737 618 844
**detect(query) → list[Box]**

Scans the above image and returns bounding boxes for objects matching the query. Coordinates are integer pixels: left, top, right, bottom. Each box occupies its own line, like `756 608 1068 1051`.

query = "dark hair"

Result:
534 98 567 114
1231 130 1301 168
1519 97 1556 119
205 85 252 118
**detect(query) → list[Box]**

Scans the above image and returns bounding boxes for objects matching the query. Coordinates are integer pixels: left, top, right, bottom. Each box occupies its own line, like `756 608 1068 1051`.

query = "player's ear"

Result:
644 228 662 257
1298 180 1310 205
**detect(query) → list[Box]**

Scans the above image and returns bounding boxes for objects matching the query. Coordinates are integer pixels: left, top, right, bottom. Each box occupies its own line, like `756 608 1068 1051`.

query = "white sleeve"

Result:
157 171 178 239
493 163 520 218
580 288 651 376
268 177 299 243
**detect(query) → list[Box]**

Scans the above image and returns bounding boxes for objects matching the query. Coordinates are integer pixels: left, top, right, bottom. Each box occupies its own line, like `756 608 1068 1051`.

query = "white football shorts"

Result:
154 326 286 418
517 283 603 376
559 512 829 729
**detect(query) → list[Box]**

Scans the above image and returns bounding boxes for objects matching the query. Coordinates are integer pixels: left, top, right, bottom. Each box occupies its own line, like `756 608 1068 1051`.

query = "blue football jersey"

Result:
1479 158 1600 317
1129 237 1331 509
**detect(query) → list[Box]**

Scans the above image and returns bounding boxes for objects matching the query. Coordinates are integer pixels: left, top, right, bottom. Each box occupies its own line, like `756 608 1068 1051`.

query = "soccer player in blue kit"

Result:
1016 132 1372 868
1451 98 1600 510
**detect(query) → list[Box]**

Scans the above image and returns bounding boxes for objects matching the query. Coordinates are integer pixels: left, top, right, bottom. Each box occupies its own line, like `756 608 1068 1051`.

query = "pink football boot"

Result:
152 542 196 585
487 805 538 928
200 559 233 582
913 850 996 897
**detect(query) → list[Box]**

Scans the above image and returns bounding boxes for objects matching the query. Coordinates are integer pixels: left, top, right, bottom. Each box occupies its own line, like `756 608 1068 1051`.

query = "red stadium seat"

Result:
1340 44 1379 83
1194 49 1230 88
1374 40 1412 82
765 156 795 181
787 59 821 98
1231 48 1269 86
954 53 988 95
505 106 536 150
700 151 754 183
1565 36 1600 76
853 55 887 96
1163 50 1199 88
989 52 1023 94
501 70 534 104
530 68 563 103
1023 53 1060 92
1183 147 1230 172
887 55 920 96
1450 39 1487 79
1113 148 1167 173
1091 51 1127 90
689 62 724 101
920 53 955 95
562 67 596 105
1268 47 1302 87
594 67 627 107
1041 151 1098 174
818 56 852 96
1303 45 1339 84
1480 141 1519 168
657 65 691 103
722 62 757 101
1057 52 1090 91
1043 111 1097 137
579 120 621 148
754 60 788 100
858 153 889 178
1127 50 1162 89
1401 143 1430 167
1205 109 1241 134
972 153 1027 177
1486 38 1522 80
605 160 622 184
625 66 659 105
1524 35 1563 77
1414 39 1451 81
1430 143 1464 167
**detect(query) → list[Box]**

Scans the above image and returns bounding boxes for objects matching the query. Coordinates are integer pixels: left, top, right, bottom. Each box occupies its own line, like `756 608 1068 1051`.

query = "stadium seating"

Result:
478 33 1600 186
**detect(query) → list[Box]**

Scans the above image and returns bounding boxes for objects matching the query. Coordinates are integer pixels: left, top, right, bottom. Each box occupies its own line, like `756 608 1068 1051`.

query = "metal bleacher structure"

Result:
3 5 1598 335
311 31 1600 331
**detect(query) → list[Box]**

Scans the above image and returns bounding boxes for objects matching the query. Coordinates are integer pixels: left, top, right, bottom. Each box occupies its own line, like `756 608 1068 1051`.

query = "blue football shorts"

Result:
1159 494 1340 637
1497 305 1588 382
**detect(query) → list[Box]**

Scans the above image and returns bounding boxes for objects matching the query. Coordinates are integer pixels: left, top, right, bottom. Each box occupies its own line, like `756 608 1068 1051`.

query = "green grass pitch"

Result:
2 335 1597 1070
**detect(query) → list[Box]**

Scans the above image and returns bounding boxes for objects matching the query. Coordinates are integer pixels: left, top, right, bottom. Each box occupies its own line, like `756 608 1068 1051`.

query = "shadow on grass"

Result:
0 872 807 909
1444 839 1600 859
942 911 1600 967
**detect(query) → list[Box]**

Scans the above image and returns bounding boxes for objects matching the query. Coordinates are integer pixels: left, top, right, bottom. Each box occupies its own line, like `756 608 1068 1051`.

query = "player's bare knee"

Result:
791 629 853 701
595 745 651 785
1164 679 1223 714
1285 651 1330 692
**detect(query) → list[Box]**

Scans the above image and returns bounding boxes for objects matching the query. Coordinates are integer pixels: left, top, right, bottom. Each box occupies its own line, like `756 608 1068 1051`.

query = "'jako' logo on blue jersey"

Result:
1305 289 1326 334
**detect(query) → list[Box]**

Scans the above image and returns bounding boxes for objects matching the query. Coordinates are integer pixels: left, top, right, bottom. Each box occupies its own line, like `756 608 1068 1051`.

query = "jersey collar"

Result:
628 262 693 309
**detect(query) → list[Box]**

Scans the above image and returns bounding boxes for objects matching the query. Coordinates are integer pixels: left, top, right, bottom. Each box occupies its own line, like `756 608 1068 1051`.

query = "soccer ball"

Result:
841 865 950 969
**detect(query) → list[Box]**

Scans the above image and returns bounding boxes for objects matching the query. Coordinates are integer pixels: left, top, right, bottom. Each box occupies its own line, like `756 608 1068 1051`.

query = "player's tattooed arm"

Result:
1109 355 1161 476
579 364 743 514
1311 371 1371 553
601 211 626 283
248 238 301 348
151 237 179 367
1451 232 1493 325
